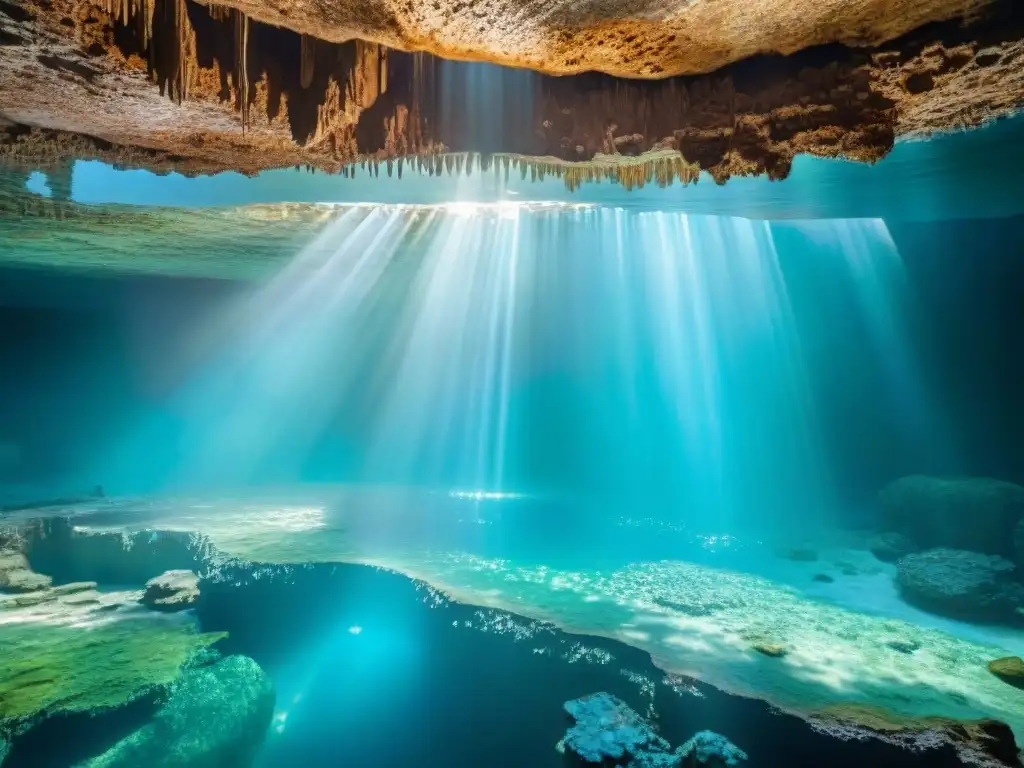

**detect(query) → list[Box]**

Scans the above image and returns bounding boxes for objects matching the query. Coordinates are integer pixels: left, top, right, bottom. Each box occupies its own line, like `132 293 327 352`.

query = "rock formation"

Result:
0 546 52 593
140 569 200 611
988 657 1024 690
0 0 1023 187
879 476 1024 559
895 548 1024 624
557 693 747 767
811 704 1022 768
869 531 918 563
677 731 748 767
81 654 275 768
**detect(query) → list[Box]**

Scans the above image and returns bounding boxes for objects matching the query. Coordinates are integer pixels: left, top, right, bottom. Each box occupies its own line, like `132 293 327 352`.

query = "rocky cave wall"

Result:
0 0 1022 189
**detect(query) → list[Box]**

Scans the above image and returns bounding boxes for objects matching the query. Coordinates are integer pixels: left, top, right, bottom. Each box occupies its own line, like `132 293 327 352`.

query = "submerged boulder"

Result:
988 657 1024 690
81 655 275 768
140 570 199 612
869 532 918 564
677 731 748 767
0 547 51 593
896 548 1024 624
878 476 1024 557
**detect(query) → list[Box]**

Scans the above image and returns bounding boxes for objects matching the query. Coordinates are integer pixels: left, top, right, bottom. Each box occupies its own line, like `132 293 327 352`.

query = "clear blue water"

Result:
3 145 1024 767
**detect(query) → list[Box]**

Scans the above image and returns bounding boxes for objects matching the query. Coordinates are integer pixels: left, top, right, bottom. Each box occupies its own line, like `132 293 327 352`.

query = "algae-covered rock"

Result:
988 656 1024 689
0 601 226 726
879 476 1024 557
869 532 918 563
81 655 275 768
140 570 199 612
895 548 1024 623
677 731 748 767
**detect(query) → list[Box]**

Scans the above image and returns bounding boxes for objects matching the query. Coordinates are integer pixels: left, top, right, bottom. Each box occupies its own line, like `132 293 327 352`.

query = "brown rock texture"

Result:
0 0 1022 188
170 0 997 79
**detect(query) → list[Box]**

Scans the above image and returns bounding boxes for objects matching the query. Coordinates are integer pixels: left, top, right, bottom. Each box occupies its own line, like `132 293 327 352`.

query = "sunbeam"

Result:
93 205 937 535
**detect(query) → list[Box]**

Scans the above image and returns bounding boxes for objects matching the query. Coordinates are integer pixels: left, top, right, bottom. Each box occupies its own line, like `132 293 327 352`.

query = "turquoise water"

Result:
2 164 1024 765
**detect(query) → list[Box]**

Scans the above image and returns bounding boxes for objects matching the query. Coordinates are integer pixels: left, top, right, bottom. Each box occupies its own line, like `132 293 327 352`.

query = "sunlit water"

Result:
2 201 1023 766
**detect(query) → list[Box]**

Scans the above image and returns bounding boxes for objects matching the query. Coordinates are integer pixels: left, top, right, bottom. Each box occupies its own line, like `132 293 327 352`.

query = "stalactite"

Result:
234 9 250 130
300 34 316 90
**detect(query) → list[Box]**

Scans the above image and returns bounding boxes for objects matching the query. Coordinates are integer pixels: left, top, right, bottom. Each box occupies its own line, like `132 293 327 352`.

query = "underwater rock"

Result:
811 704 1022 768
0 577 226 731
0 548 51 593
896 548 1024 623
812 573 835 583
885 638 921 654
50 582 98 596
140 570 199 612
81 655 275 768
988 657 1024 690
677 731 748 767
751 642 788 658
879 476 1024 557
558 693 672 765
869 532 919 563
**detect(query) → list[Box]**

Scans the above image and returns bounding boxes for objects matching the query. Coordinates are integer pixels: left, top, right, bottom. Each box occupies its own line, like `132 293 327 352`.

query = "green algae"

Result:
0 617 226 725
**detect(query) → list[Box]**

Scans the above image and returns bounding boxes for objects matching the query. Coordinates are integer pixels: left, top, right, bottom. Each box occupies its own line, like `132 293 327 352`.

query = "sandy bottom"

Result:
7 488 1024 739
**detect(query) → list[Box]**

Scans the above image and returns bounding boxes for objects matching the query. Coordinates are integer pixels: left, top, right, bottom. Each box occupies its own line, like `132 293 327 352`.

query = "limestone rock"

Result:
869 532 919 563
0 548 51 593
811 704 1021 768
2 1 1024 189
677 731 748 767
988 656 1024 690
81 655 275 768
896 548 1024 623
751 642 788 658
50 582 99 596
879 476 1024 557
140 570 200 612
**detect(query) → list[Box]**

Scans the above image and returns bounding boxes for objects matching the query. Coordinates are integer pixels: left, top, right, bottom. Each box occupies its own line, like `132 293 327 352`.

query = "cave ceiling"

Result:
0 0 1022 190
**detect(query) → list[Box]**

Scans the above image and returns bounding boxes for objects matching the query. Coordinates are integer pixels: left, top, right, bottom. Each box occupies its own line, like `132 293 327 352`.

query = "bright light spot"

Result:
256 506 326 533
272 710 288 734
348 625 363 635
449 490 524 501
